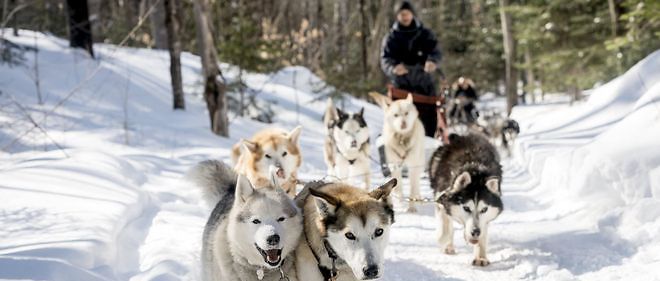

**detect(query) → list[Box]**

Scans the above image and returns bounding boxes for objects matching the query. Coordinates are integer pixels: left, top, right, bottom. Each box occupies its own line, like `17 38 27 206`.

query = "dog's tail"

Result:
188 160 237 206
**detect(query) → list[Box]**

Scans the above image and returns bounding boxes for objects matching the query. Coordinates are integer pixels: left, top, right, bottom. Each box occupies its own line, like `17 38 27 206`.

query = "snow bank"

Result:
512 50 660 279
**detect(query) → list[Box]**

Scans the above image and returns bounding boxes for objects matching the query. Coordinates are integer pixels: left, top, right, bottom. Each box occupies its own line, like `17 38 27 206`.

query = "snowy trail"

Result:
1 31 659 280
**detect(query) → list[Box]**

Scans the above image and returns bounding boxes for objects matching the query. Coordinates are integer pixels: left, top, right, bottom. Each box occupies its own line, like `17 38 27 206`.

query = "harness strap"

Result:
305 233 339 281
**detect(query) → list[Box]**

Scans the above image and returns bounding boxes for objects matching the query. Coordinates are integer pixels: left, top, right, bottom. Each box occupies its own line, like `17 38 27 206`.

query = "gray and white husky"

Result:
428 134 503 266
189 160 303 281
295 179 397 280
323 98 371 189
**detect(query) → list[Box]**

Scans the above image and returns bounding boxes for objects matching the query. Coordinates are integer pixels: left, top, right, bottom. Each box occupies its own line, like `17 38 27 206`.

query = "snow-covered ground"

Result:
1 30 659 280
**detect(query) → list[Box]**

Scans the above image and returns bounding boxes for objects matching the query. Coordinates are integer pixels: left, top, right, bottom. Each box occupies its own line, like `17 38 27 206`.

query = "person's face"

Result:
397 10 414 27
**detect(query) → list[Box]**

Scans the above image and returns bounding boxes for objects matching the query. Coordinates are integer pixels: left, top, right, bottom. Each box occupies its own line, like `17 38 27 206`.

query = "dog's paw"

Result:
443 246 456 255
406 206 418 213
471 258 490 267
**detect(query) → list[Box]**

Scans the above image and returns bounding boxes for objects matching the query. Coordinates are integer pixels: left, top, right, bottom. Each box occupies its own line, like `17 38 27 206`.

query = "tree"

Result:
66 0 94 57
149 0 168 49
499 0 517 115
193 0 228 136
164 0 184 109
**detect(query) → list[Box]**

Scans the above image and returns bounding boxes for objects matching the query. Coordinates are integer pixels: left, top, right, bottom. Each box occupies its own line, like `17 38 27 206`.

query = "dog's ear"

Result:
486 178 501 196
368 91 392 109
450 171 471 193
235 174 255 203
287 126 302 144
241 139 258 154
336 107 347 119
357 107 365 117
369 178 397 201
325 98 338 122
406 93 414 103
310 188 338 217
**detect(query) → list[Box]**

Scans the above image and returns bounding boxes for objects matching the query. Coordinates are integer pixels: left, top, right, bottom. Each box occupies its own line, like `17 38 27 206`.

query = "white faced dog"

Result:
189 160 303 280
369 92 426 212
295 179 397 280
323 98 371 189
429 134 503 266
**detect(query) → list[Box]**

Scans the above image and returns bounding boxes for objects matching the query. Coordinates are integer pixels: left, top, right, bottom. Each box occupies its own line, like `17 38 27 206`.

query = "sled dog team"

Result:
189 93 504 281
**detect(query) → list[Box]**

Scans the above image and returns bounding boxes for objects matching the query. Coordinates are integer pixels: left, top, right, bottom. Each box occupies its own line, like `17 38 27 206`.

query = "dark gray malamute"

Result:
428 133 503 266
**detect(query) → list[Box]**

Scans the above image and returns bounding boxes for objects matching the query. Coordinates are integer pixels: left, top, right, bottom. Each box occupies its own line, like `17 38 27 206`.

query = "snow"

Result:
1 30 659 280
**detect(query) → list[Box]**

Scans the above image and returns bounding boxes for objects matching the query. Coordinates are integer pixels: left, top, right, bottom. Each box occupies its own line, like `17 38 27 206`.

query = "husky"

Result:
369 92 425 212
232 126 302 196
189 160 303 281
500 119 520 155
295 179 397 281
428 133 503 266
323 98 371 189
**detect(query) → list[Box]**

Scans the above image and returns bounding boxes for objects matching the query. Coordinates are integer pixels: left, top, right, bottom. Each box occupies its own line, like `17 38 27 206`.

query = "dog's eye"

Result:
463 206 472 213
404 112 409 116
374 228 384 237
345 232 356 240
277 217 285 222
282 151 287 157
480 207 488 213
265 154 271 159
252 219 261 224
394 114 399 117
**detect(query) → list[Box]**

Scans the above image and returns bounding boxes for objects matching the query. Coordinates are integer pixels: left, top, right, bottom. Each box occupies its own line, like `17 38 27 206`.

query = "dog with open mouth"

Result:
232 126 302 196
189 160 303 281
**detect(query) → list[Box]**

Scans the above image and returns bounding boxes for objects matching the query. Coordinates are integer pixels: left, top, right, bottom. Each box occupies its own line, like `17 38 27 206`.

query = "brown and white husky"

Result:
232 126 302 196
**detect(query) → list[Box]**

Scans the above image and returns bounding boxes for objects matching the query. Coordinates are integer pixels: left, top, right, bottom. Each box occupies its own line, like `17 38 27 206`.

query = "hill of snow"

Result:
1 30 658 280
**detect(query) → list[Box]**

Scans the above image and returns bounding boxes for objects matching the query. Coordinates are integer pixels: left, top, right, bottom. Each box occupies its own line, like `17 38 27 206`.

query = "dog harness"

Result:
305 235 340 281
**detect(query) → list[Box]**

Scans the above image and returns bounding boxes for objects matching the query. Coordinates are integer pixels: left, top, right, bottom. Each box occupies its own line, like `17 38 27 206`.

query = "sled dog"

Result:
369 92 425 212
428 134 503 266
323 98 371 189
232 126 302 196
189 160 303 281
500 119 520 155
295 179 397 280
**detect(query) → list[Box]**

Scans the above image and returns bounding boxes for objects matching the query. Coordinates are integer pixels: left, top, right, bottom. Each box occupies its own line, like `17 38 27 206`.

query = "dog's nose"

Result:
351 140 357 147
401 121 407 129
363 265 379 278
266 234 280 246
471 228 481 237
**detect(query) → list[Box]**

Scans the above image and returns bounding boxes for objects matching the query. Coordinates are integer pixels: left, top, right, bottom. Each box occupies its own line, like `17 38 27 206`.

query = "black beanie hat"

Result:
397 1 416 15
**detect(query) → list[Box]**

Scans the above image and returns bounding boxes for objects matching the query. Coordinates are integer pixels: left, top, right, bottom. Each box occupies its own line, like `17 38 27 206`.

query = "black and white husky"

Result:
189 160 303 281
428 134 503 266
323 98 371 189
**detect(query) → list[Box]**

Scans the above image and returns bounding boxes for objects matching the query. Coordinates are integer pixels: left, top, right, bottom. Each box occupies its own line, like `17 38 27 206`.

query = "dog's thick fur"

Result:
323 98 371 189
369 92 425 212
295 179 397 280
428 134 503 266
232 126 302 196
189 160 303 281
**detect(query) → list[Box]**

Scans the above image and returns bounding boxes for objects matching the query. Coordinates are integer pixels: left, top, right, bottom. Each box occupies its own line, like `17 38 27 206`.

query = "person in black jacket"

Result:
380 1 442 137
381 1 441 97
449 77 479 123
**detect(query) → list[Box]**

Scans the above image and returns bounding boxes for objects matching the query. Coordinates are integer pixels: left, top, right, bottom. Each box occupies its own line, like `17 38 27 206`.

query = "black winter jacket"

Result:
381 19 441 76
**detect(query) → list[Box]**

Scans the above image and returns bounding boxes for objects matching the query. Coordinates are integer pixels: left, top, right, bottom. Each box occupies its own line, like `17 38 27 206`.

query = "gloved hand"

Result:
393 64 408 76
424 61 437 73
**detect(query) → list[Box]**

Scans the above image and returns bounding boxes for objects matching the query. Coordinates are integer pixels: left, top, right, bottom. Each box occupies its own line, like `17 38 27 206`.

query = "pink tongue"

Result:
265 249 279 262
276 168 285 179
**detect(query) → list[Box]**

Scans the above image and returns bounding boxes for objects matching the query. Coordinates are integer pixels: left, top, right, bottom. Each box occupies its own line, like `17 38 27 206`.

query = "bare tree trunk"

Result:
193 0 228 136
334 0 348 62
150 0 168 49
66 0 94 58
524 48 535 104
358 0 368 80
164 0 184 109
499 0 517 115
